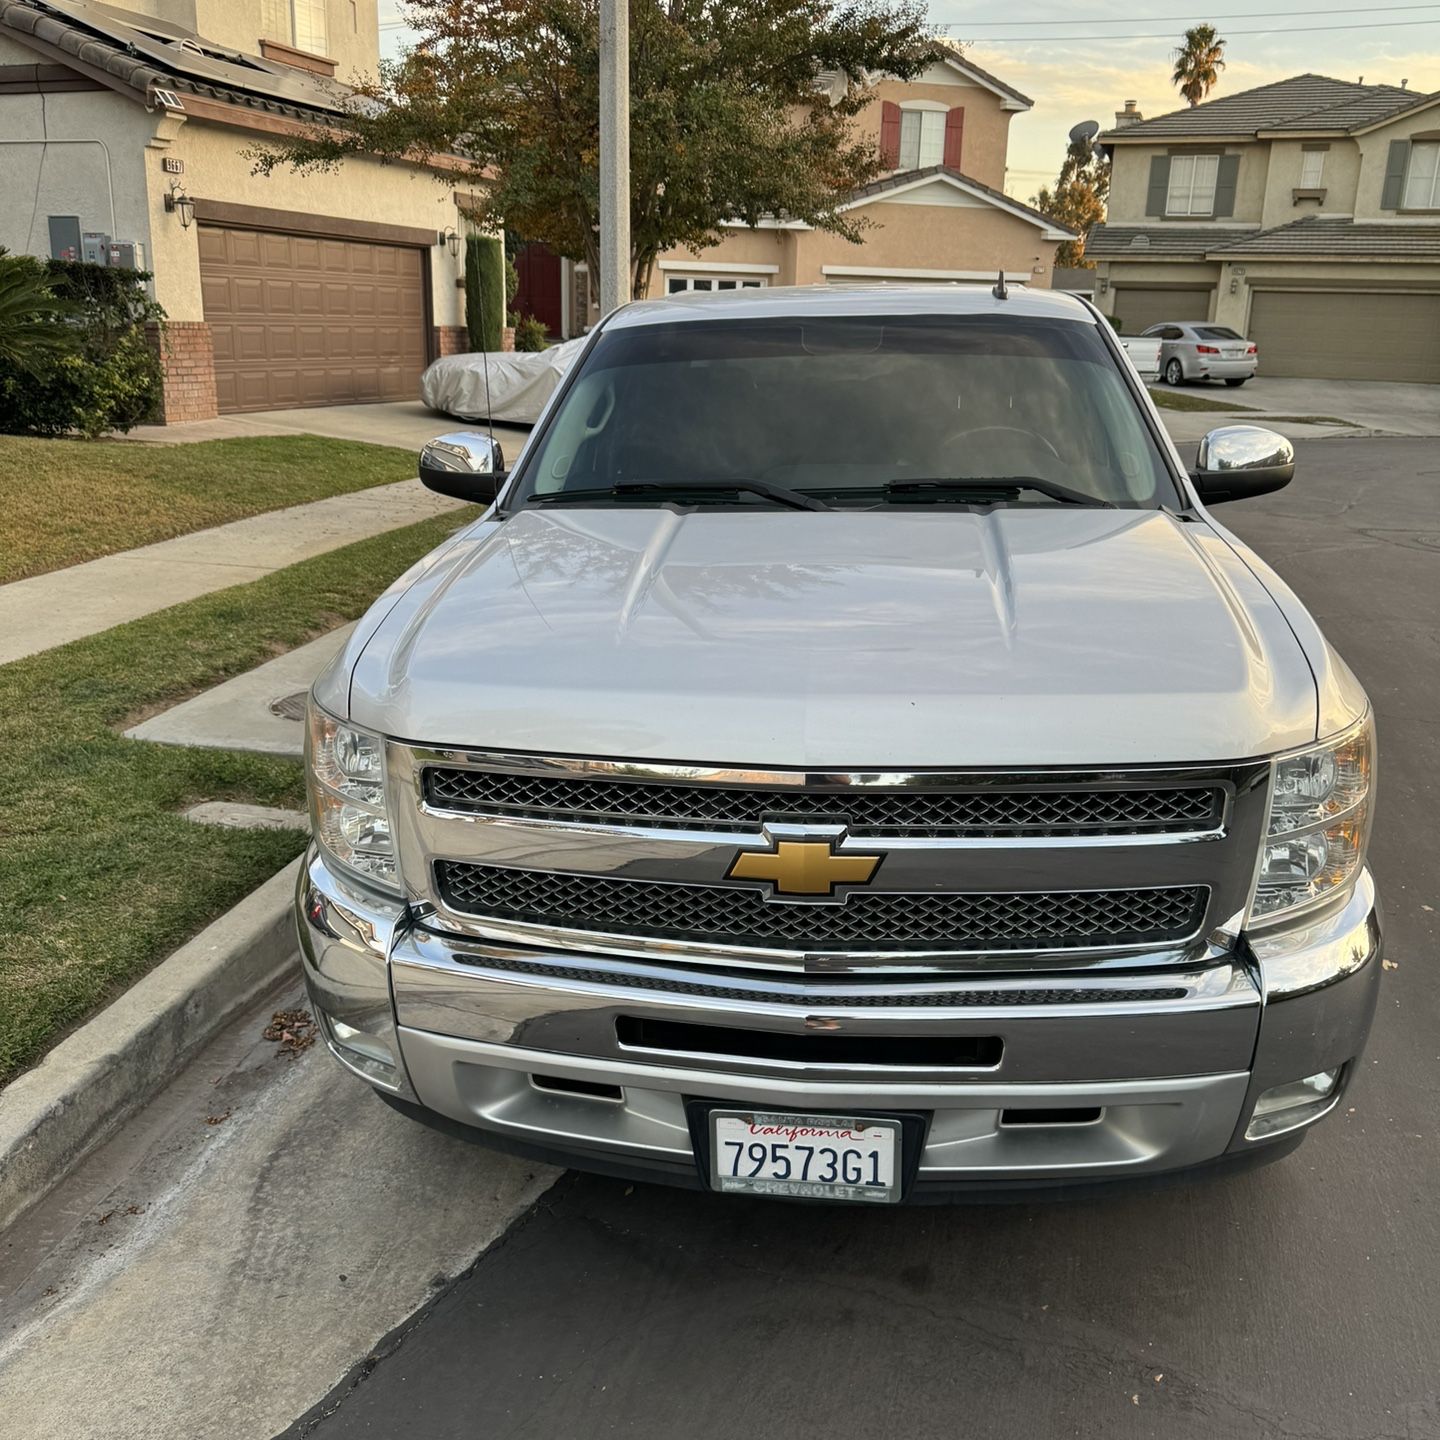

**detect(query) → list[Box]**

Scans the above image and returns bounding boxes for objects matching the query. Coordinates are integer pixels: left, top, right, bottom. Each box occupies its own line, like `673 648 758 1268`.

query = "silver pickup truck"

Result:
297 286 1380 1203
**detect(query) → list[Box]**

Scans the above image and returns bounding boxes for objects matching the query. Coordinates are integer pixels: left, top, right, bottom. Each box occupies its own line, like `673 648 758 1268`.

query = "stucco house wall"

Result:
0 3 478 421
859 64 1014 191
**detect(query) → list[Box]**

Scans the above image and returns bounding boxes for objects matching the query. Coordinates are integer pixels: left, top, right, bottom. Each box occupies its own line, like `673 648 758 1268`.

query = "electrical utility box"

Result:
107 241 145 271
81 231 111 266
48 215 82 262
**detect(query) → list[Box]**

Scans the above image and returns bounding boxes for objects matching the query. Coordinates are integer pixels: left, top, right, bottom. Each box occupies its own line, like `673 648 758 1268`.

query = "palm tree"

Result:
1172 24 1226 108
0 250 76 376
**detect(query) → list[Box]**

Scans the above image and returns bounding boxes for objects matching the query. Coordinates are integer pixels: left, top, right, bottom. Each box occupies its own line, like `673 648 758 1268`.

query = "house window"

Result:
1403 141 1440 209
666 276 767 293
263 0 328 55
1166 154 1219 216
898 109 946 170
1300 149 1326 188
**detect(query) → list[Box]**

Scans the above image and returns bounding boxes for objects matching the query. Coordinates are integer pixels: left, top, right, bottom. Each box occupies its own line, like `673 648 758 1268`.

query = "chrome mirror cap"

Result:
419 432 506 505
421 431 505 475
1192 425 1295 505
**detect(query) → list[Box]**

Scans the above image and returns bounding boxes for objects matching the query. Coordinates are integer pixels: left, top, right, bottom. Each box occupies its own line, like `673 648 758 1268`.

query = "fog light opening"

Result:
1246 1067 1342 1141
320 1011 404 1090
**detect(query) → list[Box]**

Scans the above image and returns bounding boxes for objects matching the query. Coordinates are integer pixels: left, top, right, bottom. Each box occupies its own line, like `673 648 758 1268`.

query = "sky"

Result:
375 1 1440 201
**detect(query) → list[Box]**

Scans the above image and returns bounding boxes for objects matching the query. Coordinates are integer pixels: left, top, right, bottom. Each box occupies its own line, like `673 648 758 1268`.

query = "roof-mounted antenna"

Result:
992 269 1009 300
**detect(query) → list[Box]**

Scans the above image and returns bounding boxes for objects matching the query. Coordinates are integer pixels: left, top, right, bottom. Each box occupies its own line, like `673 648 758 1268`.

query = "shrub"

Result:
0 256 164 438
514 314 549 352
464 234 505 352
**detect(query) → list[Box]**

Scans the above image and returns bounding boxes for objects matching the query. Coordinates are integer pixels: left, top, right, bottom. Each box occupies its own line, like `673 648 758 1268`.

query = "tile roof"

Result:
1207 217 1440 258
0 0 356 125
844 165 1075 234
1099 74 1416 141
1266 88 1436 132
1085 224 1258 258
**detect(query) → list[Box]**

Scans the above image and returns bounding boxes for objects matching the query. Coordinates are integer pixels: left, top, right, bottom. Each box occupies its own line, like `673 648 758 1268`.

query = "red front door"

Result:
513 243 564 337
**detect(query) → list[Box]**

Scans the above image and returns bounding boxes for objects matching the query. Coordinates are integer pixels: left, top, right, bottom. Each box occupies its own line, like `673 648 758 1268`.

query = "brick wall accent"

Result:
434 325 517 355
433 325 470 356
147 321 219 424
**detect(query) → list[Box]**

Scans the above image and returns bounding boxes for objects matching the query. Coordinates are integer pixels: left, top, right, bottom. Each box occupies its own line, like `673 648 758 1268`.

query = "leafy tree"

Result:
1032 131 1109 267
251 0 931 300
1172 23 1226 108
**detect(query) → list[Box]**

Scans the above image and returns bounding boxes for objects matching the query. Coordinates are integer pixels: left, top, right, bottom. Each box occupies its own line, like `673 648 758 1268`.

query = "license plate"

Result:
708 1111 902 1203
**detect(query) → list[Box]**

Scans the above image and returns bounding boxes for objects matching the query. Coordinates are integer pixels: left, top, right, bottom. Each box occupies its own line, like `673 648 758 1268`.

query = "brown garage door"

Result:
1249 290 1440 383
1110 287 1213 332
199 225 428 412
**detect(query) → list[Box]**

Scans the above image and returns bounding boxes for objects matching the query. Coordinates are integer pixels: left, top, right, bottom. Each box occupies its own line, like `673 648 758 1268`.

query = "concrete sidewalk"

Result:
0 479 465 667
124 399 531 455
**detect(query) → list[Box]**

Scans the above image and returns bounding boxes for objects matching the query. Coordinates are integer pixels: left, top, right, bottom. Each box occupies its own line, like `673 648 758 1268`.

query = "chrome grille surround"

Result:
388 746 1273 976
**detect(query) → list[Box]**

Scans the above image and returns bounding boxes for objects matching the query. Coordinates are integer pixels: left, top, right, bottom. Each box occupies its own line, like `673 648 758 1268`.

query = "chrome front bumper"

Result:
296 849 1382 1198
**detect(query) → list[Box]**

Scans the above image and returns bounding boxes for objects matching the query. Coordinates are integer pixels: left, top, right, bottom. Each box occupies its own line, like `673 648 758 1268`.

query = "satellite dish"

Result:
1069 119 1102 144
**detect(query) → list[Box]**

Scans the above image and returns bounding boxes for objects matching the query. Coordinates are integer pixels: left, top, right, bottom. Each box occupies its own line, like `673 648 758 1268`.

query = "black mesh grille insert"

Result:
434 863 1207 953
423 770 1222 837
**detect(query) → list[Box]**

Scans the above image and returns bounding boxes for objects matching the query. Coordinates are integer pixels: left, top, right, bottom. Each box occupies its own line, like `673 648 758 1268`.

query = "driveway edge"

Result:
0 858 302 1231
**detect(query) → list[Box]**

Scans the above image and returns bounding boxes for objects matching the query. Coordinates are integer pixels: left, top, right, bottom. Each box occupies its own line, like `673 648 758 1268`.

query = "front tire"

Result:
1225 377 1249 388
1165 358 1185 386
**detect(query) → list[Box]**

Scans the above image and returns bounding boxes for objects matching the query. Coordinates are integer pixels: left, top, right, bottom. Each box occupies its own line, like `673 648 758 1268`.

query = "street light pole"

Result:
598 0 630 314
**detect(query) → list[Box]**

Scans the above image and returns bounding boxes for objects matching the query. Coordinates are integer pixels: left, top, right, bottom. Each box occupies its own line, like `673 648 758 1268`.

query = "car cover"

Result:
420 338 587 424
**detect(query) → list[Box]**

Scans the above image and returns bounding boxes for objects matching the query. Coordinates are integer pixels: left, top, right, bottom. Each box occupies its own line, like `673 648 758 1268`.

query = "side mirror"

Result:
1191 425 1295 505
419 431 507 505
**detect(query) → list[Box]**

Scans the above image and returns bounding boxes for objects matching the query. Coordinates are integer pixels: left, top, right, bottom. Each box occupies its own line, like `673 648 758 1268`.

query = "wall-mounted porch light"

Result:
439 227 462 258
164 180 194 229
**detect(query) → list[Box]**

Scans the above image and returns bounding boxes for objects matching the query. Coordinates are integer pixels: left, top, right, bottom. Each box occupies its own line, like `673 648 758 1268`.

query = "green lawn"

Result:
0 434 418 585
0 509 465 1084
1147 388 1259 413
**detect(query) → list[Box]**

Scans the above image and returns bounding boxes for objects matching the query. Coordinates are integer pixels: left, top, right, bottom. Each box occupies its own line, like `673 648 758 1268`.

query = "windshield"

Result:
1193 326 1244 340
512 313 1179 510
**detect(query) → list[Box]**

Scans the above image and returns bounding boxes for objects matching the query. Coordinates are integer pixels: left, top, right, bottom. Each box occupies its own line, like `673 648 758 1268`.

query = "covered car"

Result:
420 337 586 424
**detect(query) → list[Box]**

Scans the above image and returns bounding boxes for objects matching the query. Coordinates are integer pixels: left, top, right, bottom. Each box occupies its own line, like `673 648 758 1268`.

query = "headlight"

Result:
1249 714 1374 925
306 700 400 894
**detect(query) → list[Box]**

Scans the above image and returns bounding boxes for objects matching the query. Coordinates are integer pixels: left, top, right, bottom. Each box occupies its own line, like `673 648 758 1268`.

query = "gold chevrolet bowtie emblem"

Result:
728 840 882 897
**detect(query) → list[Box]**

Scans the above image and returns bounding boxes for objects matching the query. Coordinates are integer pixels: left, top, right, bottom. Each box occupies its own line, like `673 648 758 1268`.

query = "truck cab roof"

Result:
608 282 1100 330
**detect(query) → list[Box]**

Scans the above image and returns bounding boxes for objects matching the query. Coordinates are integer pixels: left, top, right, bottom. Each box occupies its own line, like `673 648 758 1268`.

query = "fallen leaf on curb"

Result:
262 1008 318 1056
205 1109 231 1126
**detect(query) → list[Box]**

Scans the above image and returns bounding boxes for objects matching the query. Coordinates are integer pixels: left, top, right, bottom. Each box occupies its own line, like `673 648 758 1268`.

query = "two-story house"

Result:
0 0 475 422
1088 75 1440 383
543 47 1074 336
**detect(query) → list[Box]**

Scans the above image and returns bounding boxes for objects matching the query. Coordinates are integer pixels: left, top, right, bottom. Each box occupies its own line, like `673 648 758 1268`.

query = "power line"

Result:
940 17 1440 40
947 2 1440 25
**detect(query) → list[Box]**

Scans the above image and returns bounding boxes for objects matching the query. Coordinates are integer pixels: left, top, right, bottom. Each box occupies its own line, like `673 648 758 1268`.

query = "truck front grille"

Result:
423 769 1222 838
434 862 1207 954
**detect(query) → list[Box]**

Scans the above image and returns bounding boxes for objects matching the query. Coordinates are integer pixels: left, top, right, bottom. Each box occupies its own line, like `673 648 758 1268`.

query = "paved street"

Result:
280 436 1440 1440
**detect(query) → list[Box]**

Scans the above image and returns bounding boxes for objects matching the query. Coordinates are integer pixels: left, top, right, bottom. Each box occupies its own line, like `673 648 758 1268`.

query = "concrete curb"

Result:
0 858 303 1232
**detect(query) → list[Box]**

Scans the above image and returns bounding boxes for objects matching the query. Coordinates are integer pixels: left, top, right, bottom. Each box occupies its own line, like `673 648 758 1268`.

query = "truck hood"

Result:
346 506 1318 768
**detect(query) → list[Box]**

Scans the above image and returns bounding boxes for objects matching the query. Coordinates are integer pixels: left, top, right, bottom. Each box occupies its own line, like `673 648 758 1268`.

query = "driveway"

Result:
125 401 532 457
1177 375 1439 435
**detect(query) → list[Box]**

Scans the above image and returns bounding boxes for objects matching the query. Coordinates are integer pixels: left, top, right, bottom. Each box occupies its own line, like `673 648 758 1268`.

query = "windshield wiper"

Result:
529 479 830 512
882 477 1114 508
